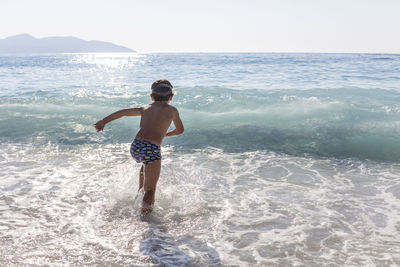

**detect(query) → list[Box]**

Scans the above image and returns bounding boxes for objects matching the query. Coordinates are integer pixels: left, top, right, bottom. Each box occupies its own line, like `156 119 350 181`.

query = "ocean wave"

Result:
1 87 400 161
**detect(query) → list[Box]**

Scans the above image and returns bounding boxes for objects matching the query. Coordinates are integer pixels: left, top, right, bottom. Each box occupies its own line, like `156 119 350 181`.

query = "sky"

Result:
1 0 399 53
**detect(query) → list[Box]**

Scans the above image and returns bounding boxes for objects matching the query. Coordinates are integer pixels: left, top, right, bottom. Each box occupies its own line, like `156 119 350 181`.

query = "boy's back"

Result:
136 103 178 146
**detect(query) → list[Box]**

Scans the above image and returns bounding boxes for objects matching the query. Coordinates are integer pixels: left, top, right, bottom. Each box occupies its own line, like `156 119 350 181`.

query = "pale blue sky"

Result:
1 0 399 53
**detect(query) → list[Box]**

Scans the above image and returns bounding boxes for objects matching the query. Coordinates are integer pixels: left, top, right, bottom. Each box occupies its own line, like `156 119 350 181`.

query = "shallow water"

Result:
1 53 400 266
1 143 400 266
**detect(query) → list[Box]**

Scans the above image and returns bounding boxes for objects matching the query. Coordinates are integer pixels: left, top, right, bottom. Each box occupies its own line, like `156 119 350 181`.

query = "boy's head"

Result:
151 79 174 101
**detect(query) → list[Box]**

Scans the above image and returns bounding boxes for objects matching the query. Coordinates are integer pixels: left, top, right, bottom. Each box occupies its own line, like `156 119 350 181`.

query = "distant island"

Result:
0 34 135 53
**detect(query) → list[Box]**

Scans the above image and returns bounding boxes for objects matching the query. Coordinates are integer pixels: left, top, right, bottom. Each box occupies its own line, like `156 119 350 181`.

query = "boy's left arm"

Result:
165 108 184 137
94 108 142 131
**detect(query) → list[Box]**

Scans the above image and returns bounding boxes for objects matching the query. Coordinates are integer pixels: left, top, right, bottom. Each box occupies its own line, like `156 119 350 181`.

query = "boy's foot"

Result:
141 202 153 215
141 207 152 215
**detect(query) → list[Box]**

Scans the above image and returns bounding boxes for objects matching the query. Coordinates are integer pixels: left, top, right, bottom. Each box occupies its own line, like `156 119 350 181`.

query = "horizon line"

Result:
0 51 399 55
1 34 399 55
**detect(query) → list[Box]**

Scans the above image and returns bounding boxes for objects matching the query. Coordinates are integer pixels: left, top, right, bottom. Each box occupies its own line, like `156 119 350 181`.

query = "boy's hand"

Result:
94 119 106 132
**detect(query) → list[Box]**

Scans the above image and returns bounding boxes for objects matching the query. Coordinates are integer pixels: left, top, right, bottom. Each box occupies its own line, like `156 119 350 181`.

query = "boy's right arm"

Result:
166 108 184 137
94 108 142 132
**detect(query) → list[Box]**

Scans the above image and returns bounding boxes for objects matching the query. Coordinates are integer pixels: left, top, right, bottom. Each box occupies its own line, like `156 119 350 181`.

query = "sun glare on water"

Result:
70 53 146 70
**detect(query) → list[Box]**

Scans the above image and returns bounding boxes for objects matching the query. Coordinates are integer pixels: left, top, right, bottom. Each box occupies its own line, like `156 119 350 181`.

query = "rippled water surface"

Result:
1 53 400 266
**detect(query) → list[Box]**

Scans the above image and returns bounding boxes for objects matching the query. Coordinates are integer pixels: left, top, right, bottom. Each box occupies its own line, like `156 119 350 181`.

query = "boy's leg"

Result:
138 165 144 191
142 160 161 214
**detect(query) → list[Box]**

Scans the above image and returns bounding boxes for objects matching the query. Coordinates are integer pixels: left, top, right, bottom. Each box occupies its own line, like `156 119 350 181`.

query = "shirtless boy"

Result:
94 79 184 214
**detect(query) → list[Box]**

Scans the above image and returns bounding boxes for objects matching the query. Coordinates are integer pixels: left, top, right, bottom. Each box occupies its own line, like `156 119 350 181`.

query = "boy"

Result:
94 79 184 214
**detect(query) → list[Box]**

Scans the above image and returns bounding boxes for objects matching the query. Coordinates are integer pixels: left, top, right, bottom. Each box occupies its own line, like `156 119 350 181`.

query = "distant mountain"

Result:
0 34 135 53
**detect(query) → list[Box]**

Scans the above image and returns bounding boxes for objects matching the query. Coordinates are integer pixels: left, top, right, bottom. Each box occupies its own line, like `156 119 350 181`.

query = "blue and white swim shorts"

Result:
130 139 161 165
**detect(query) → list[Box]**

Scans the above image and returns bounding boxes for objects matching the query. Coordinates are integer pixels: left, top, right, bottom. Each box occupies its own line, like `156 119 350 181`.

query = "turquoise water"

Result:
1 53 400 266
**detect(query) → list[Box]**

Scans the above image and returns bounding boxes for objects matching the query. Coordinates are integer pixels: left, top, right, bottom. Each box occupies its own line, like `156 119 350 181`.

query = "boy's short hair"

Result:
151 79 173 101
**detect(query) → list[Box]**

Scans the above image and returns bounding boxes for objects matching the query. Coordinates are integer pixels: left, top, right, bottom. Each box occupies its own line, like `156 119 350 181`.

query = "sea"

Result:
1 53 400 266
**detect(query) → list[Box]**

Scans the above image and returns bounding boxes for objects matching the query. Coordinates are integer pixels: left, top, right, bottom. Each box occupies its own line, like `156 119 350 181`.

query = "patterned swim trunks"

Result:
130 139 161 165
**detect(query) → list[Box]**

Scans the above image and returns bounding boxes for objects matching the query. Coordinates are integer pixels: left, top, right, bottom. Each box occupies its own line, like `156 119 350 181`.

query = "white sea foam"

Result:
1 141 400 266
